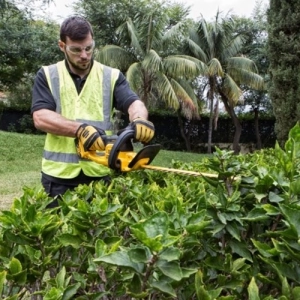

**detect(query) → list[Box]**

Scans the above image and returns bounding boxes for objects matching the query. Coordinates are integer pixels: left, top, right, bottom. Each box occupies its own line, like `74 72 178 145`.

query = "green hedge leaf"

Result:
156 260 183 281
248 277 260 300
94 251 144 273
62 283 81 300
9 257 22 275
150 280 176 297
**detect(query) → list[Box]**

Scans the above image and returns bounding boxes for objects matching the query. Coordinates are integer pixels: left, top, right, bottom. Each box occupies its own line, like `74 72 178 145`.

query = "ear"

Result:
58 40 65 52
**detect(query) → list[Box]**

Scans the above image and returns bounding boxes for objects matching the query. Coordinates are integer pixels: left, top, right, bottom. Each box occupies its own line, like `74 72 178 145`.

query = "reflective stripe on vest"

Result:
42 60 119 179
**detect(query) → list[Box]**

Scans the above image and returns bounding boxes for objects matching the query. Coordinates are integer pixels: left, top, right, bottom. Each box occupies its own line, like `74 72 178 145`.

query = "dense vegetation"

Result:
1 123 300 298
0 0 273 153
2 1 300 298
267 0 300 146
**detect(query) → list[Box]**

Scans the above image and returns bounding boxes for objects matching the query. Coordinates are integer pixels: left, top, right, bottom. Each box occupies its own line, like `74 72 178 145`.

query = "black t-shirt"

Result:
31 60 139 185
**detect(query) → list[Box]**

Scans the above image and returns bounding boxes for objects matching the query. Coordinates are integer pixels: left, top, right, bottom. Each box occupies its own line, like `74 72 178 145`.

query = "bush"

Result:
5 74 34 111
1 124 300 299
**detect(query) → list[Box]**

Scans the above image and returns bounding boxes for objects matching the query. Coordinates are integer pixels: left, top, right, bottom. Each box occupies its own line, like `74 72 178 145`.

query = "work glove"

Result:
130 117 155 143
76 123 106 151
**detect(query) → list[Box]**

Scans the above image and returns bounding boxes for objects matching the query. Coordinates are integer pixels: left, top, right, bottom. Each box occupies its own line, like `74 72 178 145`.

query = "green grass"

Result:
0 130 207 209
0 131 45 209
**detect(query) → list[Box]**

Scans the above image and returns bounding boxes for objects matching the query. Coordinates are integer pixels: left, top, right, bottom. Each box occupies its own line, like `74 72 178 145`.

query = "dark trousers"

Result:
42 176 111 208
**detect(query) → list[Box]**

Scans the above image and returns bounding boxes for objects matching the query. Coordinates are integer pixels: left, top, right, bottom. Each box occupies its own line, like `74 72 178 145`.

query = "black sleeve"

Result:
113 72 140 113
31 68 56 114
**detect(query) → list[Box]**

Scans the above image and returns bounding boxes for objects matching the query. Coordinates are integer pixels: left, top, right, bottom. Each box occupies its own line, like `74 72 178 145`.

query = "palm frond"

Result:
226 57 265 89
142 49 162 72
221 74 242 105
186 38 208 62
136 11 166 51
170 78 198 119
126 62 143 92
97 45 133 70
208 58 224 77
163 55 205 79
229 69 265 90
221 35 244 60
163 21 186 43
155 73 180 111
176 78 200 118
227 57 258 73
117 18 144 57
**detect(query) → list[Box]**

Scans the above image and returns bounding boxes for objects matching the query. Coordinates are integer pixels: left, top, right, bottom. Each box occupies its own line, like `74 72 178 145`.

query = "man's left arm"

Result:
113 73 155 142
127 100 155 143
128 99 148 121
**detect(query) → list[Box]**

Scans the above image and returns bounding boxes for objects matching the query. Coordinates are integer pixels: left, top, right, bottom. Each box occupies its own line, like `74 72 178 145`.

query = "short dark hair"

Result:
60 16 94 42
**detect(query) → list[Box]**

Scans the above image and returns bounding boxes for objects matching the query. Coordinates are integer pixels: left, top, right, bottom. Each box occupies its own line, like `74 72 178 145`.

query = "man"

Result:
31 16 154 206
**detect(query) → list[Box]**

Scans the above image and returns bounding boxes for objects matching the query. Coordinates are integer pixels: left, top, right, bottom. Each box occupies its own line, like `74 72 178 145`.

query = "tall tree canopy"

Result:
267 0 300 146
185 14 264 153
0 0 60 89
232 1 270 149
95 2 204 119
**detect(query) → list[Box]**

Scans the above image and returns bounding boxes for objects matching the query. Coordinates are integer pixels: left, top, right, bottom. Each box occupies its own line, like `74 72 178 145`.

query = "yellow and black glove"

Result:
131 117 155 143
76 123 106 151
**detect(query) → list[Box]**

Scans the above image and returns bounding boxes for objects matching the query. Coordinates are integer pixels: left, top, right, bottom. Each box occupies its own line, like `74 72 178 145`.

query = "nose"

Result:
79 50 88 58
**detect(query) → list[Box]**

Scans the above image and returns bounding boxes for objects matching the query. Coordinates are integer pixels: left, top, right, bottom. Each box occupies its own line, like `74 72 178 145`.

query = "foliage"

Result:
74 0 192 48
267 0 300 146
4 74 34 111
184 14 265 154
0 129 205 209
233 2 271 114
0 1 61 90
74 0 163 47
94 1 202 120
2 123 300 298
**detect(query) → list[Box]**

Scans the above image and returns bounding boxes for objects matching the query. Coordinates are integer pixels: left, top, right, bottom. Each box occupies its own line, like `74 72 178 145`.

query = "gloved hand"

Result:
76 123 106 151
131 117 155 143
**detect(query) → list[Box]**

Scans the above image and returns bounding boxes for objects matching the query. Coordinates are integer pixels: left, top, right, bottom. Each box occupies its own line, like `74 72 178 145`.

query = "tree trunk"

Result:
207 78 215 154
177 111 191 151
220 93 241 155
254 107 262 150
207 98 214 153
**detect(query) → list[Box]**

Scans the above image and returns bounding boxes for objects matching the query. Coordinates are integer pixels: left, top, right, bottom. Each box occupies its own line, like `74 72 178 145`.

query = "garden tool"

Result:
76 127 217 178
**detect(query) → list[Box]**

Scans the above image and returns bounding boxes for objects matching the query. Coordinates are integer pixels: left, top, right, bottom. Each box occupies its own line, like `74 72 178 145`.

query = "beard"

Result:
65 51 91 72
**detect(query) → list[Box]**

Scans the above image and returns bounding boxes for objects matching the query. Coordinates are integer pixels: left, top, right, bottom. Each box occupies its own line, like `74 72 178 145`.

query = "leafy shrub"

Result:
5 74 34 111
6 114 37 134
1 123 300 299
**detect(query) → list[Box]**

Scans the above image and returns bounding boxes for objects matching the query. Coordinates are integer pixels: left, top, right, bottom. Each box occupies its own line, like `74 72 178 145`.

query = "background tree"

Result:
185 14 264 154
267 0 300 146
0 0 60 91
233 0 270 149
73 0 160 47
95 3 204 150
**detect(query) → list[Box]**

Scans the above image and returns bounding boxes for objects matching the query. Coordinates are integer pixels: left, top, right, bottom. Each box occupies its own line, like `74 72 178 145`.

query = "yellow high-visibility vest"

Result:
42 60 119 178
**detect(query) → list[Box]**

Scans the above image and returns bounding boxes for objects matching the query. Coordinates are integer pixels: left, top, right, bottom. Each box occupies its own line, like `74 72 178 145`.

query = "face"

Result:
59 33 95 75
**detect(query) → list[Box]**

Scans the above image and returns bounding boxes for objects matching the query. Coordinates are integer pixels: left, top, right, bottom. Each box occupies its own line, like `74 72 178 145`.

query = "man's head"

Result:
58 16 95 75
60 16 94 43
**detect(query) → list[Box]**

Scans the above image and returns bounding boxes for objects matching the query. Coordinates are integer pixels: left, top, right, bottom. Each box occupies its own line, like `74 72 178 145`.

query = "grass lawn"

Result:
0 130 207 209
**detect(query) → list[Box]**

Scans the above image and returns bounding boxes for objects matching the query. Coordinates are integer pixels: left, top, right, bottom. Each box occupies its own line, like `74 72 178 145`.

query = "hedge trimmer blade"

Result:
140 164 217 177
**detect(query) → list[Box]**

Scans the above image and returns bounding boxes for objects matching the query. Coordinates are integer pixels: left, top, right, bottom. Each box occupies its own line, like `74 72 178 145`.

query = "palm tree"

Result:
96 6 206 150
185 13 264 154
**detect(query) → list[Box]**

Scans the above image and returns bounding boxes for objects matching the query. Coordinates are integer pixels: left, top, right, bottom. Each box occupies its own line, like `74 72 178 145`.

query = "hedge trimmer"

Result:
76 128 217 178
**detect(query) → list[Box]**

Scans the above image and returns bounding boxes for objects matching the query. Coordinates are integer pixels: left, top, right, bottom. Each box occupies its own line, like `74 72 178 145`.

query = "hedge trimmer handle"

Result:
76 127 161 172
108 129 135 170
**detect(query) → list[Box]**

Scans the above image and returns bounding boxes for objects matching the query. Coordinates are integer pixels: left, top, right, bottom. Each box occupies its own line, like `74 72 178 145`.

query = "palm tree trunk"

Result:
220 93 241 155
254 107 262 150
207 78 215 154
177 110 191 151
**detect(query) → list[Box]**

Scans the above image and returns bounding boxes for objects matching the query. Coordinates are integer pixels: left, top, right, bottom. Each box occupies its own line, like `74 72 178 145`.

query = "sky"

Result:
41 0 269 24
